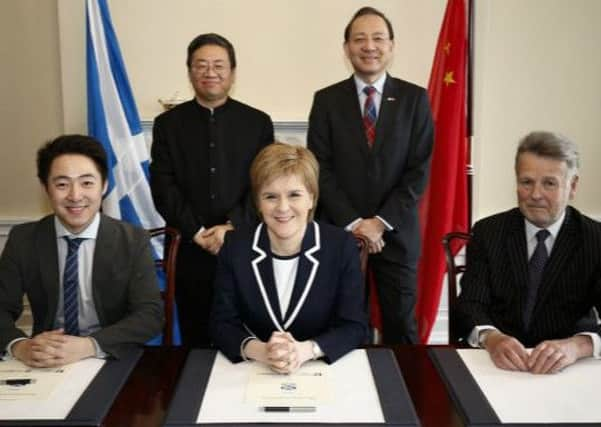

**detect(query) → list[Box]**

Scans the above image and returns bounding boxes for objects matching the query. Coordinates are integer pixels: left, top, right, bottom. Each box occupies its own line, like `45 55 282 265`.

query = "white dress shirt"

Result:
272 254 299 317
354 73 386 117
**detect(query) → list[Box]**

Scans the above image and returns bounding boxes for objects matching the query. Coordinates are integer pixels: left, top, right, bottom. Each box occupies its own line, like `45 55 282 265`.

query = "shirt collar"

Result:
55 213 100 240
524 209 566 242
354 73 387 96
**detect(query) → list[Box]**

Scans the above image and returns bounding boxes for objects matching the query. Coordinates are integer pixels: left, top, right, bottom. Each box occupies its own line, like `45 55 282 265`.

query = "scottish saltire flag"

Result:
86 0 180 345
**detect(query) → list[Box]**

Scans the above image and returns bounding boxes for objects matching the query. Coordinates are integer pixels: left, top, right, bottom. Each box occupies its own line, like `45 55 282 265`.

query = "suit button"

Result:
210 167 216 174
209 141 215 148
210 194 216 200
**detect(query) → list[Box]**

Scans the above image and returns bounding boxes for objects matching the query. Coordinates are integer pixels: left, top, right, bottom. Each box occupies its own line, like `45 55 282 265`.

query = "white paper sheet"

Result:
197 349 385 424
0 361 68 400
246 362 331 406
458 349 601 423
0 358 105 420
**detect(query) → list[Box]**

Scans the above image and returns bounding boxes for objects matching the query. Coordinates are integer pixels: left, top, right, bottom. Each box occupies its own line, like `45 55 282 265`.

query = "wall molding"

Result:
141 120 309 146
0 218 35 236
0 218 35 334
140 119 308 131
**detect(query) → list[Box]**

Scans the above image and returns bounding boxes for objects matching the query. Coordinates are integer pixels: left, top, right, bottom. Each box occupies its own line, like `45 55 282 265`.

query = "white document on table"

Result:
0 358 105 420
458 349 601 423
246 362 331 406
197 349 384 424
0 361 67 400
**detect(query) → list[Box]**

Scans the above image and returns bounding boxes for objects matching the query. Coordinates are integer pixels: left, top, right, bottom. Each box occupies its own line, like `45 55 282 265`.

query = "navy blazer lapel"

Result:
251 224 284 330
342 77 370 158
37 216 60 330
373 74 398 154
532 208 578 318
283 222 321 329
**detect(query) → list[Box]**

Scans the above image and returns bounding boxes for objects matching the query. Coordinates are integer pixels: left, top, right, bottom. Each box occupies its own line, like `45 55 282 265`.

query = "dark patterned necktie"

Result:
523 229 550 327
63 237 85 336
363 86 377 147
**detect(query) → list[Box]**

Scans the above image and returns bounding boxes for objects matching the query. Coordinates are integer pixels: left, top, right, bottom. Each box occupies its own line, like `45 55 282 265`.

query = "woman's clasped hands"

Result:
244 331 315 374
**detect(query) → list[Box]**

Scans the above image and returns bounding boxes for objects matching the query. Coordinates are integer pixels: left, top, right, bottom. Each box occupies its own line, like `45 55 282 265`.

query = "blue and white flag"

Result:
86 0 162 229
86 0 179 344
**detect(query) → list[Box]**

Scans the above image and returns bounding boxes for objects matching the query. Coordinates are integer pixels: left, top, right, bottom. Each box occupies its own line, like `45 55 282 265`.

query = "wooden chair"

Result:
148 226 181 346
442 231 471 344
354 234 370 282
354 233 381 343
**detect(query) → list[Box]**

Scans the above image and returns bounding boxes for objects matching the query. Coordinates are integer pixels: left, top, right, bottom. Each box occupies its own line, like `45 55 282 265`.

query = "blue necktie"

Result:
63 237 85 336
523 229 550 327
363 86 377 147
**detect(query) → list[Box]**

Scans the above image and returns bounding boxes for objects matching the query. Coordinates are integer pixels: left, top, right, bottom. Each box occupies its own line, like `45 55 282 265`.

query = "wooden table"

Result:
102 345 462 427
396 345 463 427
102 347 187 427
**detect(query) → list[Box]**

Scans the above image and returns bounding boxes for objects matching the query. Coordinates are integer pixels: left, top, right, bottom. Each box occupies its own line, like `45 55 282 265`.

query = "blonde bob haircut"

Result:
250 142 319 222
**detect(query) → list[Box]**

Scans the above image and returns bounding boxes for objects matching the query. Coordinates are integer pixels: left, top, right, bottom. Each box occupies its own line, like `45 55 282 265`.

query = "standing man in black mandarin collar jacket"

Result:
307 7 434 344
150 33 274 346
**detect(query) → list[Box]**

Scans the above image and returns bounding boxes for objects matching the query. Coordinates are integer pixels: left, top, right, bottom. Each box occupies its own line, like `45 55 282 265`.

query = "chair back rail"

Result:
442 231 470 344
148 226 182 346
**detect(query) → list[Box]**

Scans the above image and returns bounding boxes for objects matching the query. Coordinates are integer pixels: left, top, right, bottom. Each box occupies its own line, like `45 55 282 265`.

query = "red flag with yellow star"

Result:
416 0 469 343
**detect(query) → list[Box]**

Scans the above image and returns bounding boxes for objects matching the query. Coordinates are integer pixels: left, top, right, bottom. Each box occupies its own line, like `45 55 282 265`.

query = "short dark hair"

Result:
37 134 108 185
344 7 394 42
186 33 237 69
515 131 579 177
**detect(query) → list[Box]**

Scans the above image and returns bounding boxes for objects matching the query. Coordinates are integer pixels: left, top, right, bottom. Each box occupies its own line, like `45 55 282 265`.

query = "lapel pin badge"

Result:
386 97 396 101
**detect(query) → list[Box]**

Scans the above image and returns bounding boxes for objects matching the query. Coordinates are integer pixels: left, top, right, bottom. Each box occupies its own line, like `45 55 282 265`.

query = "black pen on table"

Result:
262 406 316 413
0 379 34 386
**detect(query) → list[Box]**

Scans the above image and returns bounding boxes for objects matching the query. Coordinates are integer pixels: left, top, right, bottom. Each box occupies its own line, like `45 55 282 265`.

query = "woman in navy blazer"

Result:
210 143 368 372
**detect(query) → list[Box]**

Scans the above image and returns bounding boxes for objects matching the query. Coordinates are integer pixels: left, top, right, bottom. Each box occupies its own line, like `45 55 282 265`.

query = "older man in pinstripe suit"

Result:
457 131 601 374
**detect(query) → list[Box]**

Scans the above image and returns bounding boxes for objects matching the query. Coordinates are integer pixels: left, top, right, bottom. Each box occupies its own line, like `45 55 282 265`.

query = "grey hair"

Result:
515 131 579 176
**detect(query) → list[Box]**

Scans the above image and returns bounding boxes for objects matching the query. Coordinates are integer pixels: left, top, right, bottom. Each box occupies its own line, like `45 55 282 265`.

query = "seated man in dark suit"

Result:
0 135 163 367
456 131 601 374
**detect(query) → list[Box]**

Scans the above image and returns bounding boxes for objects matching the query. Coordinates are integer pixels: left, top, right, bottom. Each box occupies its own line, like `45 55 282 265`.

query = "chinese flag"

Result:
416 0 469 343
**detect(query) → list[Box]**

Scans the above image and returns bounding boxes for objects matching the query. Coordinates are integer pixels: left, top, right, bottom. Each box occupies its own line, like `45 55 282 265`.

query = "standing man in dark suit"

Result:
0 135 163 367
150 33 274 346
457 131 601 374
307 7 434 344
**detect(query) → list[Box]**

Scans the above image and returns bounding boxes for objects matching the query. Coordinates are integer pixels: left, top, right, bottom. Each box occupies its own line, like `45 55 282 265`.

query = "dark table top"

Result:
102 345 463 427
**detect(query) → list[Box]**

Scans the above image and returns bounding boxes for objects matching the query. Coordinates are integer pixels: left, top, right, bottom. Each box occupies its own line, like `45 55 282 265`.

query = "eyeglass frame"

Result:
189 60 232 76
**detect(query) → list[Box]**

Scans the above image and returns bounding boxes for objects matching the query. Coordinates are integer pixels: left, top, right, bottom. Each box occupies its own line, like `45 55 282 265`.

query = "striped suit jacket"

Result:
456 206 601 346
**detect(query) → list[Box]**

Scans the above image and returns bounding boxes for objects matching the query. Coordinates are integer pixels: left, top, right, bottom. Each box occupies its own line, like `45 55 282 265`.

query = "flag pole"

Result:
467 0 474 227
